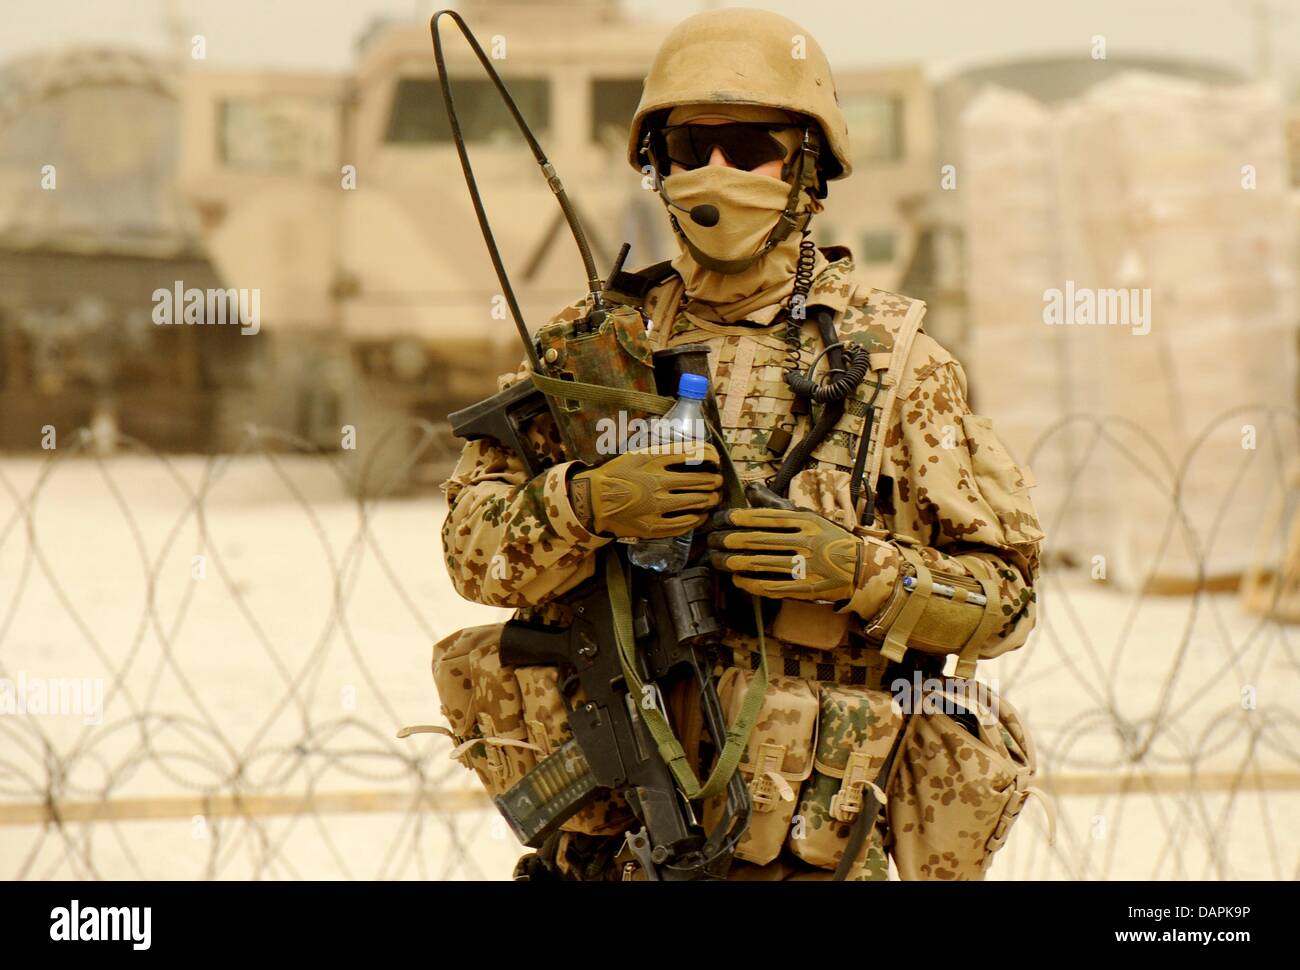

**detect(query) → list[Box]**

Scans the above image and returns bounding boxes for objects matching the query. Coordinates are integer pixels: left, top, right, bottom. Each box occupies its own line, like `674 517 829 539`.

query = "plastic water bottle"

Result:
628 373 710 573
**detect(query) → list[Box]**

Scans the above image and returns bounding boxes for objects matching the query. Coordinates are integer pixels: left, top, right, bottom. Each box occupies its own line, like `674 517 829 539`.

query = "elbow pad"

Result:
862 541 1004 679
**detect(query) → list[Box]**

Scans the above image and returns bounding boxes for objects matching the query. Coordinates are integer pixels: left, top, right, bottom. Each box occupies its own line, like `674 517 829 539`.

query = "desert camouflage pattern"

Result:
437 249 1044 877
886 686 1038 880
787 467 858 531
789 684 901 878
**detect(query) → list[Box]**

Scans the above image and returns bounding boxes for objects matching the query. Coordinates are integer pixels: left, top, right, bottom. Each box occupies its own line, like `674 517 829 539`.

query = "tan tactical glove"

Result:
568 444 724 540
708 507 898 613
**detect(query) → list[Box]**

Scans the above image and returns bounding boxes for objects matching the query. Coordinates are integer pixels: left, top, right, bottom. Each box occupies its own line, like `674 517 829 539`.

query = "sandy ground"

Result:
0 453 1295 880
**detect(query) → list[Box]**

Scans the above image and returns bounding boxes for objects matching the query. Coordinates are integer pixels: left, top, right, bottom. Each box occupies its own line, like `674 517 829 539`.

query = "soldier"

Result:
437 7 1046 881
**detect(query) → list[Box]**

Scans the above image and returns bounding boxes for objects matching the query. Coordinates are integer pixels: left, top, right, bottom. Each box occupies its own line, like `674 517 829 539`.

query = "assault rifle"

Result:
497 565 748 879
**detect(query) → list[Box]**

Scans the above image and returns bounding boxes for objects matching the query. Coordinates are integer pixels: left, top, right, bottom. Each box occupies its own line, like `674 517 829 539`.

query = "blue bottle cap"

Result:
677 373 709 400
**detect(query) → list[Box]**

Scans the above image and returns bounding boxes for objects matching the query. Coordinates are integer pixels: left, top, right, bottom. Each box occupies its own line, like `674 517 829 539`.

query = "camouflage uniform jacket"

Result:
441 249 1044 670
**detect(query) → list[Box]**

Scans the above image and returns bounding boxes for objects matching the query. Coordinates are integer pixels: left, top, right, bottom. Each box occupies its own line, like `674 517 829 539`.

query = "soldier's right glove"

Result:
568 444 724 539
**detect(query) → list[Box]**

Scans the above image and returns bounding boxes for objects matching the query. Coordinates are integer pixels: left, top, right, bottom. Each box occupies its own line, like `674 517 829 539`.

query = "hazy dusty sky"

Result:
3 0 1297 92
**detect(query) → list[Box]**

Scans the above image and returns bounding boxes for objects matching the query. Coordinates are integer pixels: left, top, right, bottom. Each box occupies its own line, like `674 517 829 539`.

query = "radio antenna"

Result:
431 9 606 372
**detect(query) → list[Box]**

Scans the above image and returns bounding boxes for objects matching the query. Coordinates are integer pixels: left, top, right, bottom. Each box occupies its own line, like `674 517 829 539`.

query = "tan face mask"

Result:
661 165 794 272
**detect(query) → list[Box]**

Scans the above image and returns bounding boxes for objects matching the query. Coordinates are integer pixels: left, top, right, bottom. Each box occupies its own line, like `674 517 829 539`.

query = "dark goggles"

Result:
652 122 799 172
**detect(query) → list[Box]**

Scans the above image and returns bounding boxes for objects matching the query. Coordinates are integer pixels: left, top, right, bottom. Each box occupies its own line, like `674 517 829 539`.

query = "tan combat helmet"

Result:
627 7 853 189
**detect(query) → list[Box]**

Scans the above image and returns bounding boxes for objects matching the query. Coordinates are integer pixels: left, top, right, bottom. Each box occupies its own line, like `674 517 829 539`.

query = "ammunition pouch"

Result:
702 668 819 865
692 668 1050 881
788 683 903 877
698 676 908 879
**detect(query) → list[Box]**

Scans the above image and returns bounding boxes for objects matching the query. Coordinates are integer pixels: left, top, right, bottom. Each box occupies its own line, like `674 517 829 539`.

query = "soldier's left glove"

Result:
707 507 898 613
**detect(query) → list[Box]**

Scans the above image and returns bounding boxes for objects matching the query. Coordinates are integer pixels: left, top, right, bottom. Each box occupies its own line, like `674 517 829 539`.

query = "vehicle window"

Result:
384 77 550 144
218 97 338 174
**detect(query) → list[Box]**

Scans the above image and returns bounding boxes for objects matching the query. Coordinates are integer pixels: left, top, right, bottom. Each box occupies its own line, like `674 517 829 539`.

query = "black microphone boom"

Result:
665 199 720 227
690 204 719 227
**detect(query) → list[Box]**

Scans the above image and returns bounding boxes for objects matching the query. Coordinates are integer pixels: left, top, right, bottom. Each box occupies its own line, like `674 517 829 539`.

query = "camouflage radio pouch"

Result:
787 683 903 878
701 667 819 865
887 683 1052 880
529 302 663 467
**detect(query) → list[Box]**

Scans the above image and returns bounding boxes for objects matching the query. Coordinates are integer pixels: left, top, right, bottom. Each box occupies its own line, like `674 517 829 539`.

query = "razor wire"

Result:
0 405 1295 881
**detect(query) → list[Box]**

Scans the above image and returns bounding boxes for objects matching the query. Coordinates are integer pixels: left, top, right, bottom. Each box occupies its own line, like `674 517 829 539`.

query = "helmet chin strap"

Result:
652 127 823 276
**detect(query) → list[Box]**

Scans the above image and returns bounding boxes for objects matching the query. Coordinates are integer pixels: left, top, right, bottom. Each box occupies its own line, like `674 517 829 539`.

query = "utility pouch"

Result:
862 543 1002 678
431 625 539 795
431 624 634 836
772 600 850 650
702 668 819 865
887 683 1049 880
789 683 903 875
864 561 988 654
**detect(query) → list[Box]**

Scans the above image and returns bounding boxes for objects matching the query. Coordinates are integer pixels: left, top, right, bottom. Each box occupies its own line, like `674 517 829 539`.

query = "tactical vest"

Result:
610 250 925 515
